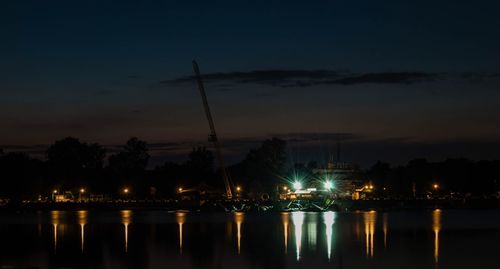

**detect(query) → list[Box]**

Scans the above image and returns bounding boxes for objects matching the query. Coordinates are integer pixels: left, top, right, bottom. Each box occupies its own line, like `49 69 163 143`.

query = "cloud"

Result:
460 72 500 82
160 69 441 88
318 72 440 86
274 132 363 142
161 70 339 85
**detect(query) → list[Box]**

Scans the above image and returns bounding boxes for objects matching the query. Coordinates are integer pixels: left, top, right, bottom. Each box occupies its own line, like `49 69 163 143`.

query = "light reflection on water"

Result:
234 212 245 254
291 211 305 261
78 210 88 253
323 211 335 260
51 210 59 254
364 211 376 258
383 212 388 249
176 212 186 254
121 210 132 253
433 209 441 264
281 212 289 254
0 209 499 268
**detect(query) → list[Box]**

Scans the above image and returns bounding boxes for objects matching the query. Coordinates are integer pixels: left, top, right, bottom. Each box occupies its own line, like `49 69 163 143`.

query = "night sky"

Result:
2 0 500 167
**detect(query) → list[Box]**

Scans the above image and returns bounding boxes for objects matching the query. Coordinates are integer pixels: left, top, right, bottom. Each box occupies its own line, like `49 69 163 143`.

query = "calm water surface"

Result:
0 209 499 268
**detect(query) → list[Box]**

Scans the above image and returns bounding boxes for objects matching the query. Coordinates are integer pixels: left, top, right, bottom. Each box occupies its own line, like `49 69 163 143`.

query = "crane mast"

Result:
192 60 233 199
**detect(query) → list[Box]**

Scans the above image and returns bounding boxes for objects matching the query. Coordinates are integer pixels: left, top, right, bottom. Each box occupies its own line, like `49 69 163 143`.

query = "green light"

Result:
293 181 302 190
324 181 333 190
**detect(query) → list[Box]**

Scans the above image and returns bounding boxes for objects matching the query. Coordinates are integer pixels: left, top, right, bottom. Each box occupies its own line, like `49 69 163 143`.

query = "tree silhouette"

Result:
46 137 105 189
108 137 149 172
108 137 150 195
231 138 287 196
185 147 215 185
0 152 44 201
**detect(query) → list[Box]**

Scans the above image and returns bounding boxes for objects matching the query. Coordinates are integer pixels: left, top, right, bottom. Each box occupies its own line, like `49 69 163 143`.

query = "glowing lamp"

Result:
293 181 302 190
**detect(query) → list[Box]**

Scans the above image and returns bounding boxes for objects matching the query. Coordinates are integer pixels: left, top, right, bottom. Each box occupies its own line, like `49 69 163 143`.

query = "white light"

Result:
323 211 336 260
292 212 305 261
293 181 302 190
324 181 333 190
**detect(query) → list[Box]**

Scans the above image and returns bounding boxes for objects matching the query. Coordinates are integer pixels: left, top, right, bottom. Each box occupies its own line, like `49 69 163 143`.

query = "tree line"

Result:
365 158 500 197
1 137 499 201
0 137 288 201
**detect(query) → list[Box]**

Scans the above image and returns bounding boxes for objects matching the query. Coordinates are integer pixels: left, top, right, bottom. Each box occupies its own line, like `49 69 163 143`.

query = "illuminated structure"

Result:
312 157 362 199
53 191 75 202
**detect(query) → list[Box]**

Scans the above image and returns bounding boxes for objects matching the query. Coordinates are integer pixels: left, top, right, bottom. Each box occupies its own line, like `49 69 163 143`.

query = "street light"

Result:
178 187 183 193
123 188 129 194
324 181 333 190
433 183 439 190
293 181 302 191
236 186 241 193
52 189 58 201
79 188 85 202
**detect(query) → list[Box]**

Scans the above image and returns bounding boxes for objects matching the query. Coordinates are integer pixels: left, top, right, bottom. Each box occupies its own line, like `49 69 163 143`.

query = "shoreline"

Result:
1 198 499 212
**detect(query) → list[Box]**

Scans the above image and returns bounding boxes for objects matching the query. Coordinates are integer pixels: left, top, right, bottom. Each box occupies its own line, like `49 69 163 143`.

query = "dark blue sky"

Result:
2 0 500 166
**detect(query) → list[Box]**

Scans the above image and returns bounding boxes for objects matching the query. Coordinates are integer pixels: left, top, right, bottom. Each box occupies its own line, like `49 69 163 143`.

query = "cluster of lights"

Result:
364 184 374 190
290 180 334 191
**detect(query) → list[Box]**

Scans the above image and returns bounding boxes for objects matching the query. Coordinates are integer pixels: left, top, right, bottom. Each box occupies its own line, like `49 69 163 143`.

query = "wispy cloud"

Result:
160 70 442 88
460 72 500 82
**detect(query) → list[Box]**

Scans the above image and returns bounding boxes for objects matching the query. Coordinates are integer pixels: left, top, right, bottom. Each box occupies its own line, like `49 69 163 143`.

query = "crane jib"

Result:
192 60 234 200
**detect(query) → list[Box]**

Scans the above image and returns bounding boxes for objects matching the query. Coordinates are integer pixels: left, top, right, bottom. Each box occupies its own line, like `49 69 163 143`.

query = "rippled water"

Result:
0 209 499 268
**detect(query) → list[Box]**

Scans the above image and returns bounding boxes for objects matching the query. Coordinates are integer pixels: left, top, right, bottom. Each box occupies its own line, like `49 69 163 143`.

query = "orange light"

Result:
236 186 241 192
80 188 85 193
433 184 439 190
53 190 58 194
178 187 183 193
123 188 129 194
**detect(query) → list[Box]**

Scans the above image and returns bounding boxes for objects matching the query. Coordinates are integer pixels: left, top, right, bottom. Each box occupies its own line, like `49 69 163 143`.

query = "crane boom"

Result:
192 60 233 199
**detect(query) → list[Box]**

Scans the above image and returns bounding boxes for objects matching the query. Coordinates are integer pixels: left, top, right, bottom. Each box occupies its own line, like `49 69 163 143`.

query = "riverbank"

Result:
1 198 500 212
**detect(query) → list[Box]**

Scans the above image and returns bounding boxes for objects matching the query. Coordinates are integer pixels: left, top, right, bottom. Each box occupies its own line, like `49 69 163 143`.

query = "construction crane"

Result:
192 60 234 199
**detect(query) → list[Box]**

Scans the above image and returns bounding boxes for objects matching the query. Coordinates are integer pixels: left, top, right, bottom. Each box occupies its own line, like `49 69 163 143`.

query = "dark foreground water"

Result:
0 209 499 269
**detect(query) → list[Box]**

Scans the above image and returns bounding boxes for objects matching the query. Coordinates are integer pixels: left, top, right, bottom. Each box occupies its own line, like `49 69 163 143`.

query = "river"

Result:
0 209 499 268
